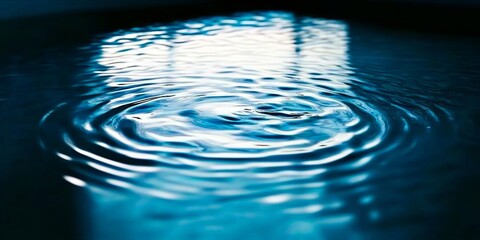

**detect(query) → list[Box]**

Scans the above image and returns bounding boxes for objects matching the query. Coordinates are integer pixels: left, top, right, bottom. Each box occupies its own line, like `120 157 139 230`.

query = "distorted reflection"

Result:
39 11 455 240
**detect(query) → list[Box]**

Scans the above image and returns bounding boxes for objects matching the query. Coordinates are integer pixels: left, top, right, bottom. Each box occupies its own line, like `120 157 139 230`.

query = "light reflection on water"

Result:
37 11 472 239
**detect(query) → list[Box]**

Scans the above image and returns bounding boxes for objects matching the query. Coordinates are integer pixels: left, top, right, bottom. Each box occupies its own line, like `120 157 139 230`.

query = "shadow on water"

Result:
0 48 79 238
347 23 480 239
0 3 480 240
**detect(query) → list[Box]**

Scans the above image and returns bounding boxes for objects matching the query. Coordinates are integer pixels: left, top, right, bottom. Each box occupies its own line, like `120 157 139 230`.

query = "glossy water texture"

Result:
6 11 477 240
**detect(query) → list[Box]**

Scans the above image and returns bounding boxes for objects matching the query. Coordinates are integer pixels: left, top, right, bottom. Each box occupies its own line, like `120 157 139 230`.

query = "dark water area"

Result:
1 11 480 240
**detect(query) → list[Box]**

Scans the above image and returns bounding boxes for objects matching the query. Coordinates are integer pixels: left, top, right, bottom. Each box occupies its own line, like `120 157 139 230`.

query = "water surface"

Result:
2 11 480 240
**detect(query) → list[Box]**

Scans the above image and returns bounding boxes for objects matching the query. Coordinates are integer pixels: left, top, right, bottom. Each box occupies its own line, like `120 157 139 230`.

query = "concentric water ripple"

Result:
39 12 452 207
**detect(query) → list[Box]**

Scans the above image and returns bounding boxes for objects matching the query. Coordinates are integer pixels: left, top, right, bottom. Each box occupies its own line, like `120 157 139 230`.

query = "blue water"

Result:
2 11 480 240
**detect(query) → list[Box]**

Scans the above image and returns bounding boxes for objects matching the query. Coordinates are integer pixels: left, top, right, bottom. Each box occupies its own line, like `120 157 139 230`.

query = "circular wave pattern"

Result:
39 12 451 205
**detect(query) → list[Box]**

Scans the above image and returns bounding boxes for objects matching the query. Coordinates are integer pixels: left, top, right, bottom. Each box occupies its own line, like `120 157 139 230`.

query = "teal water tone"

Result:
2 11 480 240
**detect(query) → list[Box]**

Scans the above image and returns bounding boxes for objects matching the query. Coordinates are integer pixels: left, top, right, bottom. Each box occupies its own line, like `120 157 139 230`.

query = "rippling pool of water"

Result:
2 11 480 240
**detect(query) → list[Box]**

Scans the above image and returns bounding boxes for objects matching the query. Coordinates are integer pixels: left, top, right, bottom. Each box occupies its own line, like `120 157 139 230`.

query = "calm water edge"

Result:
1 11 480 240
